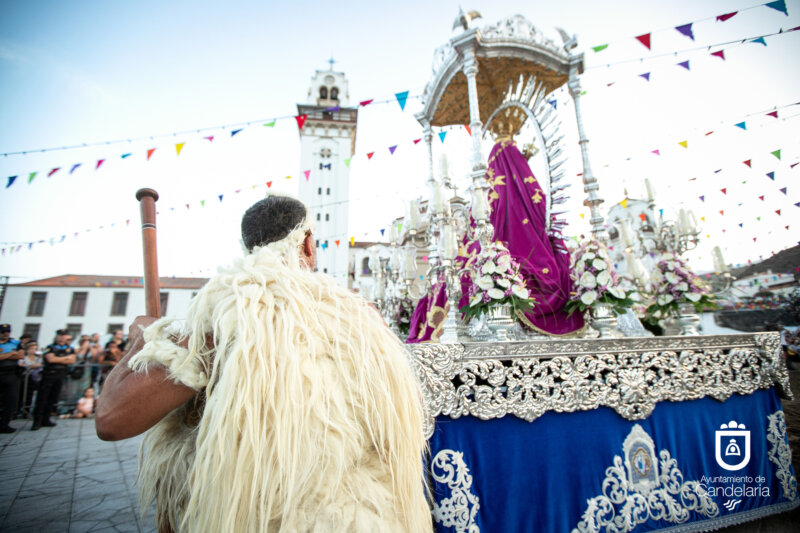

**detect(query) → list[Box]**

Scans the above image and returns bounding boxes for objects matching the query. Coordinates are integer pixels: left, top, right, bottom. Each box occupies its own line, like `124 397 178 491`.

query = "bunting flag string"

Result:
587 1 788 56
586 26 796 71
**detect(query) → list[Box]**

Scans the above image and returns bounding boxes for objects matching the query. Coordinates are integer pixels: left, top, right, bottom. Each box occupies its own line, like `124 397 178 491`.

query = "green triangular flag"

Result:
263 121 275 127
28 171 37 183
592 44 609 52
201 200 206 207
344 158 352 167
771 149 781 160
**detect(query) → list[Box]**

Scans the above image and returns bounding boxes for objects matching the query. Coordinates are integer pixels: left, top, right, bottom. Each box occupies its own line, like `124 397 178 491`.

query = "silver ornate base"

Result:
589 302 624 338
486 304 515 342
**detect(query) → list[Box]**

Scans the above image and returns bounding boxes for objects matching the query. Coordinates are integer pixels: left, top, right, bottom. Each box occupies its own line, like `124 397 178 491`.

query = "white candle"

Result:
401 245 417 279
687 210 699 232
430 181 450 216
678 209 689 234
390 223 401 244
407 200 421 231
712 246 727 273
438 223 459 261
644 178 655 201
620 220 634 246
440 153 449 181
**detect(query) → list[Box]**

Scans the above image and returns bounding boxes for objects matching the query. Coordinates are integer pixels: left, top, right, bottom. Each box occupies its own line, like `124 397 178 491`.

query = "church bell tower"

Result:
297 62 358 284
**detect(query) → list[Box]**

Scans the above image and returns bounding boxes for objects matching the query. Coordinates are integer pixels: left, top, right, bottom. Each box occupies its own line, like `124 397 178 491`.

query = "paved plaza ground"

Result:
2 369 800 532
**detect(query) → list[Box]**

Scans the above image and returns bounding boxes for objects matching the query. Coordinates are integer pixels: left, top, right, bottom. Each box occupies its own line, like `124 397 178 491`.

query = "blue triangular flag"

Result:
767 171 775 180
389 145 397 154
70 163 82 174
548 99 557 109
699 195 705 202
765 0 788 15
739 223 744 227
218 194 224 202
795 202 800 207
380 228 385 236
779 187 787 194
438 131 447 143
677 60 690 70
735 121 747 130
749 37 767 46
395 91 409 111
230 128 243 137
121 153 132 159
639 72 651 81
6 176 17 188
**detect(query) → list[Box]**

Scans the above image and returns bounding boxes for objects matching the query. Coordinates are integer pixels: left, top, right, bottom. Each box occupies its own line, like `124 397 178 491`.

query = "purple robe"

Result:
406 140 583 342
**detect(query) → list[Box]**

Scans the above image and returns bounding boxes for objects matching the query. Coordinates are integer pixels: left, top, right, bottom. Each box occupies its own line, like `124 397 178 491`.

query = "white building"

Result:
731 270 797 299
297 67 358 285
0 274 206 343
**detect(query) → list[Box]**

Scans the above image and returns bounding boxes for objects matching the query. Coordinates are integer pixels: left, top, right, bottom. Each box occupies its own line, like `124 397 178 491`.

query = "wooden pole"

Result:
135 188 161 318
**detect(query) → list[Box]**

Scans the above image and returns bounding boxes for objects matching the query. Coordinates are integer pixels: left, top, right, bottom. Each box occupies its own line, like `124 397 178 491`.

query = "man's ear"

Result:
303 233 314 259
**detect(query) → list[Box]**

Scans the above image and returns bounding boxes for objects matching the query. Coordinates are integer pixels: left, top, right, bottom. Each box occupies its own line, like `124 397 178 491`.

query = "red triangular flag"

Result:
635 33 651 49
366 152 375 160
295 114 308 129
464 124 471 136
413 138 421 144
721 188 727 194
776 209 781 215
743 159 751 167
335 240 340 247
705 131 714 136
711 50 725 60
759 195 765 201
147 148 156 160
716 12 738 22
766 111 778 118
47 167 60 177
96 159 105 170
303 170 310 181
359 99 373 107
266 181 272 188
753 237 757 242
719 210 724 215
204 135 214 142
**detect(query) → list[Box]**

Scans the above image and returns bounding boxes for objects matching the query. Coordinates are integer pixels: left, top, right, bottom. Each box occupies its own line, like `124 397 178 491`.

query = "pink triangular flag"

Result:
711 50 725 60
303 170 310 181
721 188 727 194
766 111 778 118
204 135 214 142
96 159 105 170
651 149 660 155
716 12 738 22
413 138 421 144
47 167 60 177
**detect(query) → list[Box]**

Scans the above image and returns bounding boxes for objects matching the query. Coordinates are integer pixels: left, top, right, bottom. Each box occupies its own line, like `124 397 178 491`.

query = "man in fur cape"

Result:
96 195 431 533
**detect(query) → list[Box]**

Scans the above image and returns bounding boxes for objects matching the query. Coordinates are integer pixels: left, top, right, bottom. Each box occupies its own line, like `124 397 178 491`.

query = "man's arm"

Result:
0 346 23 361
95 316 197 441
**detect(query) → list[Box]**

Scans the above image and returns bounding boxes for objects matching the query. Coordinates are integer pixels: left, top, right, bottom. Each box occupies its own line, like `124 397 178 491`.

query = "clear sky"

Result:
1 0 798 284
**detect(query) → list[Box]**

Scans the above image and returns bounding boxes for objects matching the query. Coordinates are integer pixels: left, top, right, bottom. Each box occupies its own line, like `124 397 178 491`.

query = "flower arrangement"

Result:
564 240 634 315
644 254 717 324
392 296 414 336
459 241 535 321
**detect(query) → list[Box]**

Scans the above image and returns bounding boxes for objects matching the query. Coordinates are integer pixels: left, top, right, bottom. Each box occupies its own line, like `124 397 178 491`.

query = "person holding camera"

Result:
32 329 76 430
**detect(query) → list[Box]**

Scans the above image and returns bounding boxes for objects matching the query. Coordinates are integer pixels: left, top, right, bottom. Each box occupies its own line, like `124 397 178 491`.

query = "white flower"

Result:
685 292 702 302
580 291 597 305
497 254 510 268
584 252 596 260
470 295 482 307
592 259 607 270
665 261 676 271
575 260 586 272
482 261 496 275
654 309 662 318
580 271 597 289
608 286 626 299
497 278 511 288
657 294 674 306
596 271 611 286
675 282 688 292
664 272 679 285
512 285 529 299
476 276 494 290
488 288 505 300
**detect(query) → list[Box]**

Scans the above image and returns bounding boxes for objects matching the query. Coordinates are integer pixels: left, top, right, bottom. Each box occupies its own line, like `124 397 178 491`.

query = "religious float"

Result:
367 10 798 533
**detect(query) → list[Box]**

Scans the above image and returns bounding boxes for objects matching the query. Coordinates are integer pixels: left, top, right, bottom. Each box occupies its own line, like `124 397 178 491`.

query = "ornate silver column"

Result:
462 49 485 174
420 118 436 185
567 55 606 242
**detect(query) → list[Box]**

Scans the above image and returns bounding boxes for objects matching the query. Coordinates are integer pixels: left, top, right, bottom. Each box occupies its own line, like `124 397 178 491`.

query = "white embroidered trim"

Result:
431 449 481 533
127 318 208 391
766 410 799 502
572 424 718 533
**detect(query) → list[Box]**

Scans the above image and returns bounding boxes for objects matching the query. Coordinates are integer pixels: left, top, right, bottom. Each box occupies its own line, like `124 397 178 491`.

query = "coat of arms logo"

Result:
715 420 750 471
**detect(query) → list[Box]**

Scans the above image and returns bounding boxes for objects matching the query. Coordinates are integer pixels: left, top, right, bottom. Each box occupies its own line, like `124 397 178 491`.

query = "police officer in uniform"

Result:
32 329 76 430
0 324 24 433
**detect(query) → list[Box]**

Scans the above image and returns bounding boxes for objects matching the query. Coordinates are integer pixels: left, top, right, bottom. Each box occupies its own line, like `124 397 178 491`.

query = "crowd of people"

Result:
0 324 126 433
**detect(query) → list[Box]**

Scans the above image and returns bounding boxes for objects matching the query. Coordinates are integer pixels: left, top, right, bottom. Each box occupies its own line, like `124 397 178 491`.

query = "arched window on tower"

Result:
319 86 328 99
361 257 371 276
330 87 339 100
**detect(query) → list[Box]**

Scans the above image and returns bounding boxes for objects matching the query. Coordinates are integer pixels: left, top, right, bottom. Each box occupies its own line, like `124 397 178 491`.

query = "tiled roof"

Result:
11 274 208 289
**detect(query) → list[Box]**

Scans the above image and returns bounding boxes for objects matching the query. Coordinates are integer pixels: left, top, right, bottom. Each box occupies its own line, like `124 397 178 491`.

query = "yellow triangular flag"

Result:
678 140 688 148
620 199 628 208
175 142 185 155
350 236 355 246
579 213 585 219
